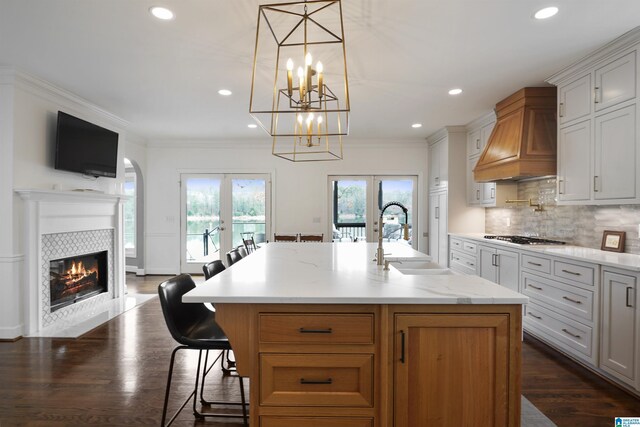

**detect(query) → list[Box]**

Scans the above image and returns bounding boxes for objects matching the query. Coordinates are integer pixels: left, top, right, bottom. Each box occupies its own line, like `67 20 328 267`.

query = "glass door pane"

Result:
375 177 416 247
330 178 369 242
231 178 268 248
181 175 222 273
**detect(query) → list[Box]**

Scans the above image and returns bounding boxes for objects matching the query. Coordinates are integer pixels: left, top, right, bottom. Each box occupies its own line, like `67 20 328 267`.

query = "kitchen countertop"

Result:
450 232 640 272
183 242 528 305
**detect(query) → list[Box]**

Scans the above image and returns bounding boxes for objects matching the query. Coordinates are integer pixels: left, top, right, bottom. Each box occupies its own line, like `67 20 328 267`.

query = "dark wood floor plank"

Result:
0 274 638 426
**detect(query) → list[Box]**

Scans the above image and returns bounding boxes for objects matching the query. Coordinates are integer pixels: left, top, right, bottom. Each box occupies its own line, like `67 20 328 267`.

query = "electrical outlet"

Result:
506 217 511 227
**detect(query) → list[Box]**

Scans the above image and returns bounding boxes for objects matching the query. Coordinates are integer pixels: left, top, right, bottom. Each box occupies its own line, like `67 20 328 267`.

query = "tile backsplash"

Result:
485 178 640 254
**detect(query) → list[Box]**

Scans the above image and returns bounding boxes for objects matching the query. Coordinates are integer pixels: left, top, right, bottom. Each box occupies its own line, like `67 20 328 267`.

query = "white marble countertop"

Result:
183 242 528 305
450 232 640 271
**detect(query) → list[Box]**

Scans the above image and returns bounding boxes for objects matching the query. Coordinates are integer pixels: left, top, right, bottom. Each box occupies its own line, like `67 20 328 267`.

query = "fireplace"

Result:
49 251 108 312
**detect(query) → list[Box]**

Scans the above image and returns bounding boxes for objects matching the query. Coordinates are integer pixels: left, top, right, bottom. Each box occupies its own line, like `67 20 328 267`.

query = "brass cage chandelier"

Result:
249 0 350 161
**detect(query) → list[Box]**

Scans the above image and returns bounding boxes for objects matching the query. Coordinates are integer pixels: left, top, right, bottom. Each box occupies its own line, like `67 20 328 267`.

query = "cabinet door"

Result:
478 245 498 283
394 314 511 427
594 105 636 200
559 74 592 125
600 270 637 386
429 139 447 190
595 51 636 112
467 156 481 205
481 182 496 205
437 193 448 267
428 193 440 264
480 121 496 151
558 120 592 202
468 129 482 157
496 249 519 293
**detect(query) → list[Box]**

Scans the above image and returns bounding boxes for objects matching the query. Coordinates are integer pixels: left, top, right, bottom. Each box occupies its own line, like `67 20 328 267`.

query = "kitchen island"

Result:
184 243 528 427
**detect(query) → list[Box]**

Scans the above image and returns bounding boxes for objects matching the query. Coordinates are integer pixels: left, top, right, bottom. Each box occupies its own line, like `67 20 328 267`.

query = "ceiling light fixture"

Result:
149 6 174 20
250 0 350 162
248 124 258 128
218 89 232 96
534 6 558 19
448 88 463 95
412 123 422 128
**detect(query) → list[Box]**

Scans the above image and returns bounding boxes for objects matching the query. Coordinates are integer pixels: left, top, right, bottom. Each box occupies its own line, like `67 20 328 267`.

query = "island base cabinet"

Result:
394 313 516 427
260 417 373 427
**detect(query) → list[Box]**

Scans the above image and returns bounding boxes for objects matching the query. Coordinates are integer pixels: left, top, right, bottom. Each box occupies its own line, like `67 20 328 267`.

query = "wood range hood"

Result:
474 87 557 182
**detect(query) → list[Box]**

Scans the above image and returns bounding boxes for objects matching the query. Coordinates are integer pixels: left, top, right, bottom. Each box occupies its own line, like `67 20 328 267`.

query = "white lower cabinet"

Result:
428 192 447 266
478 244 519 292
600 268 638 388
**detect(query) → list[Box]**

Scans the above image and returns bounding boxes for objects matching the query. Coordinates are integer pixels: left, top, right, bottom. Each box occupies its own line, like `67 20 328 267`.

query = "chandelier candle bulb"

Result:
317 115 323 135
305 53 313 98
297 67 305 99
286 59 294 97
317 61 324 98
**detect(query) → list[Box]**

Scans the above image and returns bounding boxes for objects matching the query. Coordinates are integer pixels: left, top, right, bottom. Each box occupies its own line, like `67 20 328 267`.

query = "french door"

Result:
328 175 418 248
180 173 271 273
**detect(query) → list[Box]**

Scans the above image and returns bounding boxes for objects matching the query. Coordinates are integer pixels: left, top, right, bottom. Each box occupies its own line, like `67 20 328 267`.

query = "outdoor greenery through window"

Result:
123 159 136 257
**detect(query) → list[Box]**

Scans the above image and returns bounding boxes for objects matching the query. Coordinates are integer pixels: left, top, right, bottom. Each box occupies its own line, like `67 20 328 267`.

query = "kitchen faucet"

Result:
376 201 410 266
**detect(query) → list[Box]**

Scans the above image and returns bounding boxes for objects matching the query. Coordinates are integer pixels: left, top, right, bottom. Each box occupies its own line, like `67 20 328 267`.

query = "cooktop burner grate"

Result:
483 235 566 245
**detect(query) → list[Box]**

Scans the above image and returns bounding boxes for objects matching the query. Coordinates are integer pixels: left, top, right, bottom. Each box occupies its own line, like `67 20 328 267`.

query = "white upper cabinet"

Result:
550 37 640 205
559 74 592 125
595 51 636 112
466 114 499 207
594 104 637 200
558 120 591 201
429 137 448 191
467 129 482 157
467 156 482 205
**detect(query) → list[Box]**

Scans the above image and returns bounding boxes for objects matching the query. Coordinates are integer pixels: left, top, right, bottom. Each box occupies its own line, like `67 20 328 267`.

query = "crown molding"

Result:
146 137 427 150
426 126 467 144
0 66 130 130
547 25 640 85
465 110 497 132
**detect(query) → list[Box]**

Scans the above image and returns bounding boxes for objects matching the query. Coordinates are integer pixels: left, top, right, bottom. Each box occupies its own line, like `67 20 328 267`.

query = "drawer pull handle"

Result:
528 313 542 320
561 269 581 276
528 261 542 267
300 378 332 385
529 285 543 291
299 328 333 334
400 330 406 364
562 328 581 339
562 296 582 304
627 287 634 308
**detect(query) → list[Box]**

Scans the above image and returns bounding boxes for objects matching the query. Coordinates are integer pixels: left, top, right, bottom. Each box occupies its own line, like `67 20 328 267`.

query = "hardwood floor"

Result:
0 274 638 426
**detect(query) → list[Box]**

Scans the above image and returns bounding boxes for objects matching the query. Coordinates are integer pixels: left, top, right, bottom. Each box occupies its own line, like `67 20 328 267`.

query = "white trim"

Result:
426 126 467 145
16 189 129 203
0 254 24 263
125 265 146 276
465 110 497 132
145 138 427 150
0 324 24 340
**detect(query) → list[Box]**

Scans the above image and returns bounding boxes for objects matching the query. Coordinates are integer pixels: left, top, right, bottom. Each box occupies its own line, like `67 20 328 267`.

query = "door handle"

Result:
627 287 634 308
529 285 543 291
435 207 439 219
400 330 406 364
562 328 581 339
219 227 225 231
559 102 565 118
562 296 582 305
494 254 499 267
491 186 495 199
300 378 332 385
299 328 333 334
593 176 599 192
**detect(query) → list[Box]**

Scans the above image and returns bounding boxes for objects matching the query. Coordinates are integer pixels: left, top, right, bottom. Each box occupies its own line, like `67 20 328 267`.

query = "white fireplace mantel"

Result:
16 189 127 335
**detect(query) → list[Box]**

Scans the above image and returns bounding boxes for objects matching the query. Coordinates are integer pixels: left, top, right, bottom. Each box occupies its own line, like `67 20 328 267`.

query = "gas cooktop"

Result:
483 235 566 245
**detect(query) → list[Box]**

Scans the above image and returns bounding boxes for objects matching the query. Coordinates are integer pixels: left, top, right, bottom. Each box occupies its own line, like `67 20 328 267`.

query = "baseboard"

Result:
0 324 24 340
126 265 146 276
145 268 179 275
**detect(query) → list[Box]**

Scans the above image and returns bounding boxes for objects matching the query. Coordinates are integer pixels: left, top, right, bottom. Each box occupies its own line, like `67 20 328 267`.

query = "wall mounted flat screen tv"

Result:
55 111 119 178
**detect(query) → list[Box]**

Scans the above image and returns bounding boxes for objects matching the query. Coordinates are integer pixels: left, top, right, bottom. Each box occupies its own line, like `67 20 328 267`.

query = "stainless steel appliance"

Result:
483 235 566 245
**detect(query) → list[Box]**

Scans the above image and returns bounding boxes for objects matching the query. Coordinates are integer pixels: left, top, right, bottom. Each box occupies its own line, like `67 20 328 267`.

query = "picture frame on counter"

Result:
601 230 626 252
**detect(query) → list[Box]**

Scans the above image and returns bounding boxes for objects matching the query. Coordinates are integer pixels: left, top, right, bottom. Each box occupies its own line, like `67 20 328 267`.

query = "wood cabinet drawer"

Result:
524 302 593 360
553 260 595 287
521 272 594 322
450 251 477 275
521 254 551 274
259 314 374 344
261 417 373 427
260 354 373 407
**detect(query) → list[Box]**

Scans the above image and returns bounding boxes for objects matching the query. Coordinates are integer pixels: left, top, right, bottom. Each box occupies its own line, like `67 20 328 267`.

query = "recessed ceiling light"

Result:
149 6 174 20
534 6 558 19
411 123 422 128
218 89 232 96
448 88 463 95
248 124 258 128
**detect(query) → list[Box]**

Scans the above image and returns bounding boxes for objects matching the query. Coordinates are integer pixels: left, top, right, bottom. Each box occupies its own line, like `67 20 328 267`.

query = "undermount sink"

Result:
388 260 455 275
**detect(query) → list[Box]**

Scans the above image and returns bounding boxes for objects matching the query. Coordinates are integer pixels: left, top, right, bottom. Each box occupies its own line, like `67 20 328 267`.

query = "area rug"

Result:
523 396 556 426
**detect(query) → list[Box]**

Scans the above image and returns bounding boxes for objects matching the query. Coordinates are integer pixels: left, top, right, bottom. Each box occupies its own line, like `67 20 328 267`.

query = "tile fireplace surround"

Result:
16 189 127 336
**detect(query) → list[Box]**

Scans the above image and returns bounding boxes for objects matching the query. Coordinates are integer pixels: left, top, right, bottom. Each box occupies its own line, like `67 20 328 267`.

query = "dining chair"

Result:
299 234 324 242
273 234 298 242
202 260 225 280
158 274 248 426
226 249 243 266
237 246 248 258
243 236 257 253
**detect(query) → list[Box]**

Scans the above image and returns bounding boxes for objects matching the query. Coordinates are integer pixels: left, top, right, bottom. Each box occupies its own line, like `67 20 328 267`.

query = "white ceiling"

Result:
1 0 639 141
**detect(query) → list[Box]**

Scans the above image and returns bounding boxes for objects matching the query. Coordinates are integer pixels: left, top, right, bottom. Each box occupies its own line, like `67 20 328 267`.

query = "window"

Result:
123 159 136 257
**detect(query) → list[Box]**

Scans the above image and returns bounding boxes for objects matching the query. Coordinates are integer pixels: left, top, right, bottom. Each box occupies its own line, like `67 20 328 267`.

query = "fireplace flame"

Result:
66 260 97 282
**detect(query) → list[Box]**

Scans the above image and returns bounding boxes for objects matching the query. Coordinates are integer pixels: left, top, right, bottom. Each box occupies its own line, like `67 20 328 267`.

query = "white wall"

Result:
144 139 428 274
0 68 133 339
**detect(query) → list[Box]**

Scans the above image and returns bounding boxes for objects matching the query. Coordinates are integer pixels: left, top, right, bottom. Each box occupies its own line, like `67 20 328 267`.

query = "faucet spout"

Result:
376 201 409 266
